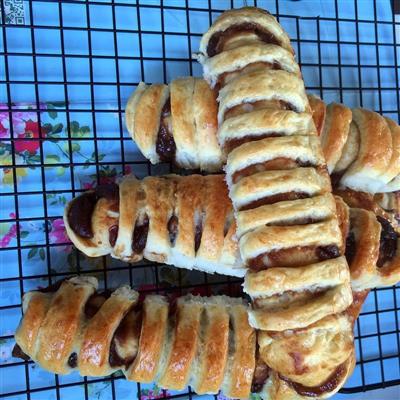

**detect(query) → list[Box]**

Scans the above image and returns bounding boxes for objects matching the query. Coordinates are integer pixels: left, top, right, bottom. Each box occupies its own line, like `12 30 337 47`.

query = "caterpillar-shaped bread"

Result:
13 276 256 398
195 8 354 345
63 174 243 277
13 276 366 399
64 176 400 327
125 85 400 196
308 95 400 193
125 77 222 172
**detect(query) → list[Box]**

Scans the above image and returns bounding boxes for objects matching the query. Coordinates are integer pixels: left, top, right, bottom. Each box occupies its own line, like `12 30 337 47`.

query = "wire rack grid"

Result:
0 0 399 399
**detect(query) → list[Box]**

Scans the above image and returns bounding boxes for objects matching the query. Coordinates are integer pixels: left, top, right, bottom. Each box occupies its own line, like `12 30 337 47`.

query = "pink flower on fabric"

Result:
0 224 17 248
49 218 70 245
0 104 39 139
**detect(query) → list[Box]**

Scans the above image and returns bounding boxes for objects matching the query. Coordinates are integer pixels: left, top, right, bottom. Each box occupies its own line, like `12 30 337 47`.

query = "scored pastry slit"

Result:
156 97 176 162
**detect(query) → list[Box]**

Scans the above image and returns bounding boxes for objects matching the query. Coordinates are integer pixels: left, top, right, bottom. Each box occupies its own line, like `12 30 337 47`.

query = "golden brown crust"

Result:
347 208 380 290
191 300 230 394
15 281 256 398
126 295 169 382
78 287 139 376
142 176 176 263
222 302 256 399
192 79 222 171
259 313 353 387
250 282 353 331
236 193 337 238
63 195 117 258
340 108 393 193
334 195 350 254
198 7 293 55
157 297 203 390
308 94 326 135
113 175 143 262
231 167 331 212
217 69 310 124
196 175 232 263
335 187 399 232
126 83 169 164
226 135 325 185
244 257 350 298
201 42 300 87
14 292 52 357
36 277 98 374
347 208 400 289
380 117 400 189
320 103 352 173
65 175 246 277
218 109 316 150
240 218 342 263
171 77 197 168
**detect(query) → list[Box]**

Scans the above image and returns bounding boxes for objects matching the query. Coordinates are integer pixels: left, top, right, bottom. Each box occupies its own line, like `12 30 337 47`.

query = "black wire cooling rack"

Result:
0 0 399 399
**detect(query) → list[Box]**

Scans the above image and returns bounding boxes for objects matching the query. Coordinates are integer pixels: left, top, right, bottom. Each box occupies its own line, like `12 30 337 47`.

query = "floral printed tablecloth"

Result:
0 103 247 399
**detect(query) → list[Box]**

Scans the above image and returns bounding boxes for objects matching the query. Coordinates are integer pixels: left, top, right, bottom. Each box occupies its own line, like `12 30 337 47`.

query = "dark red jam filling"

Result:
84 291 111 319
279 362 346 397
194 218 203 252
330 172 343 188
12 344 30 361
108 311 142 369
224 132 282 154
251 357 270 393
239 192 309 212
345 231 356 266
248 245 340 271
207 22 281 57
67 183 119 239
109 225 119 247
131 215 149 255
168 215 179 246
316 245 340 260
68 352 78 368
156 98 176 162
376 216 398 267
232 158 313 184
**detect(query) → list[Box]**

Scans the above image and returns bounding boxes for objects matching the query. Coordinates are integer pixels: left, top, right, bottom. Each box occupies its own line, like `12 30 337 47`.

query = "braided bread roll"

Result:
13 277 257 398
64 174 243 277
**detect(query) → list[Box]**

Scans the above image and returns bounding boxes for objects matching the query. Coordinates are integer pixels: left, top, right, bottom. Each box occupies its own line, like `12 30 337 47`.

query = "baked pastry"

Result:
345 207 400 290
125 78 222 172
244 256 352 331
309 94 400 193
13 277 371 400
198 7 293 57
197 42 301 89
125 83 400 196
257 289 370 400
13 277 256 398
64 174 244 277
197 7 352 339
335 187 400 233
